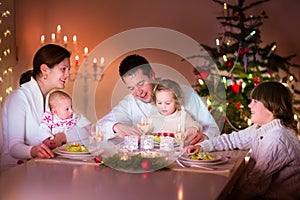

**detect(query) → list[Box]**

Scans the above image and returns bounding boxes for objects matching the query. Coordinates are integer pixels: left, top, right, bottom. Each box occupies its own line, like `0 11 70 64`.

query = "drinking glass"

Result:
89 123 104 155
137 117 152 135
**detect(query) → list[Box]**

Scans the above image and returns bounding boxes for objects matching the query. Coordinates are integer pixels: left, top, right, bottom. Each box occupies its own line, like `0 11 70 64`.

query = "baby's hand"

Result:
43 138 57 149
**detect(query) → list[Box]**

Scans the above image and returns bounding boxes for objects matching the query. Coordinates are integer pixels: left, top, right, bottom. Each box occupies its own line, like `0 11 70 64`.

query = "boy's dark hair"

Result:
250 81 294 129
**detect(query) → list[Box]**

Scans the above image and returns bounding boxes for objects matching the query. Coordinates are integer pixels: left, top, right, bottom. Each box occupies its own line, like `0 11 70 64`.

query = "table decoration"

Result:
140 135 154 150
100 138 183 173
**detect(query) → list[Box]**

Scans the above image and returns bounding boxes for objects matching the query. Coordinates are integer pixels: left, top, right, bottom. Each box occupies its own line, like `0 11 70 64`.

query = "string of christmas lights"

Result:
0 0 15 109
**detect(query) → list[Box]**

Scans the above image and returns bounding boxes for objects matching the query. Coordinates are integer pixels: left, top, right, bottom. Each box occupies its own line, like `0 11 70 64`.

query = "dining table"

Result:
0 138 249 200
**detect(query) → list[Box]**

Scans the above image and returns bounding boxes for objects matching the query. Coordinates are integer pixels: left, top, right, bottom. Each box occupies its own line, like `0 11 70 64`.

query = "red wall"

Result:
15 0 300 120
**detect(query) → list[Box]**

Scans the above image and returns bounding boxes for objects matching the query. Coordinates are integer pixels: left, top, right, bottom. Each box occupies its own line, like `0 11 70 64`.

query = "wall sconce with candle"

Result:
39 25 105 82
69 46 105 82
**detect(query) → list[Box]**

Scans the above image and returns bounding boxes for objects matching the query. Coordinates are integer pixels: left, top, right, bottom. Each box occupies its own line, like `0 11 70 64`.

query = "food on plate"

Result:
189 152 214 161
65 143 88 152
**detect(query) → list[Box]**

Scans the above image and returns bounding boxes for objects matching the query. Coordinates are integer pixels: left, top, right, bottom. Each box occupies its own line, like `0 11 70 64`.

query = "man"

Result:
98 54 220 144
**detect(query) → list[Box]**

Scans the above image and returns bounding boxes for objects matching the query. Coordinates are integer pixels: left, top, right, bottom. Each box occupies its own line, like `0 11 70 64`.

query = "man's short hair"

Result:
119 54 152 79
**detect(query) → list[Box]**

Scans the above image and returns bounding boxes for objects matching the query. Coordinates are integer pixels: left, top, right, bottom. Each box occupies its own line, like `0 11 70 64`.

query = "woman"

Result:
0 44 70 171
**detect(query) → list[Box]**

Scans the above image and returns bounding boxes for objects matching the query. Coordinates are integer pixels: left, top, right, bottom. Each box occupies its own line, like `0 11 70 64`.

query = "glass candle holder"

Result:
140 135 154 150
124 135 139 151
160 136 174 151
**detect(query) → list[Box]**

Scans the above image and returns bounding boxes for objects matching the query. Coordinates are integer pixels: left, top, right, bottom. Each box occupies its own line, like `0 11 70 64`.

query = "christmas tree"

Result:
191 0 300 134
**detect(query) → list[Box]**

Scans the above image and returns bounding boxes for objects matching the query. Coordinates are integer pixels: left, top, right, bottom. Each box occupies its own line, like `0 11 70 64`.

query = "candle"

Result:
100 57 105 67
223 3 228 17
93 58 97 66
51 33 56 43
216 38 220 46
63 35 68 44
56 25 61 41
63 35 67 48
141 117 145 125
72 35 77 44
75 55 79 65
216 38 220 53
84 47 88 57
180 106 186 133
40 35 45 44
56 25 61 34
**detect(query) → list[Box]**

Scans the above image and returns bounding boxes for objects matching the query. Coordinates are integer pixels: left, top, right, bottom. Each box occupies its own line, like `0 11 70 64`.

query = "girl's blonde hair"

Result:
152 79 184 111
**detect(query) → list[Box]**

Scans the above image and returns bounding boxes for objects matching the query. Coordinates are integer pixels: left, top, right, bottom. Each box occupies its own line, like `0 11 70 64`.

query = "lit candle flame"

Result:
63 36 68 44
72 35 77 44
40 35 45 44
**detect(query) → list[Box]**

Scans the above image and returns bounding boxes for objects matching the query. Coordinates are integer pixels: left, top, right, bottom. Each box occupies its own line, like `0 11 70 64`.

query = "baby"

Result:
39 90 91 149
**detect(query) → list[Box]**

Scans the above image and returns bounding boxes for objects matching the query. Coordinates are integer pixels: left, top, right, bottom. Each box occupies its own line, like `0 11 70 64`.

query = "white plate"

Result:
179 156 228 166
179 153 223 163
53 148 94 161
56 144 90 155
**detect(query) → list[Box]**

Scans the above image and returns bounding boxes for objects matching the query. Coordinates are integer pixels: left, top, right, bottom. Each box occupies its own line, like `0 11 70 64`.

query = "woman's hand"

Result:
185 144 201 154
30 143 54 158
113 123 141 138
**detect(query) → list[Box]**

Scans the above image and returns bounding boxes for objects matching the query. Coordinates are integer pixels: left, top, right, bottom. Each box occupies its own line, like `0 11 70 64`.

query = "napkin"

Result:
167 155 237 177
168 162 232 176
34 157 100 166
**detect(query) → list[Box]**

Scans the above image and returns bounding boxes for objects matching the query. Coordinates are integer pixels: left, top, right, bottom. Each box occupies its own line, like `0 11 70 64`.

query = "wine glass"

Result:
89 123 104 155
137 117 152 135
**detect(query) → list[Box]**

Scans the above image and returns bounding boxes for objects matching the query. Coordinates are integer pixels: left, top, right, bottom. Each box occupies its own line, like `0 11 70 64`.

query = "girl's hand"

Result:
30 143 54 158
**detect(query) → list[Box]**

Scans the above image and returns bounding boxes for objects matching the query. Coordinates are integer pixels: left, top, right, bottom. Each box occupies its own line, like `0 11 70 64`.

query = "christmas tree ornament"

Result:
229 83 240 94
226 60 234 68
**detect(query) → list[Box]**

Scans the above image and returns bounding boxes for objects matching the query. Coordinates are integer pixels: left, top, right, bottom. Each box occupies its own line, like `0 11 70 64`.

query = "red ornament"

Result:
267 69 273 76
226 60 234 68
235 102 242 109
253 77 260 85
244 47 250 53
198 69 210 80
141 160 151 170
229 84 240 94
94 156 102 163
238 49 244 55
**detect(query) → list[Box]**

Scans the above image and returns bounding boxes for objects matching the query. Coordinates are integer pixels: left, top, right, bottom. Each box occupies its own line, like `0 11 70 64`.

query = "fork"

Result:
176 159 216 171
